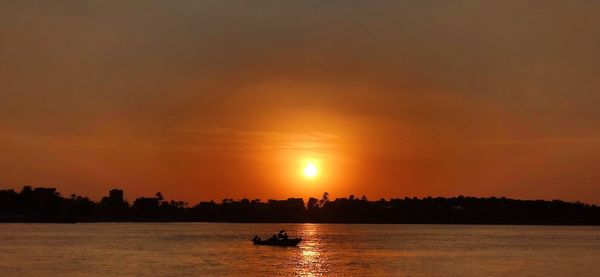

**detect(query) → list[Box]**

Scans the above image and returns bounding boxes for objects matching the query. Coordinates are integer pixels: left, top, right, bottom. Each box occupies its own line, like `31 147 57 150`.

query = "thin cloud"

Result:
470 137 600 146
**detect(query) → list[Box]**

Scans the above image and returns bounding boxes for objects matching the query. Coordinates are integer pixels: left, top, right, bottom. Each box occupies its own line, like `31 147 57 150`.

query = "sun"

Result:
303 162 318 178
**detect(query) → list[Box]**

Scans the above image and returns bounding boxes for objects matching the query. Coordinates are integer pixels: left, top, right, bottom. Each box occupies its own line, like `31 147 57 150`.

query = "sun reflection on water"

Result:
295 223 328 276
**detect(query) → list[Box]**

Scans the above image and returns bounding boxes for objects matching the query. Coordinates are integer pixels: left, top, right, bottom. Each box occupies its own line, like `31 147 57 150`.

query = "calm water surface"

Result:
0 223 599 276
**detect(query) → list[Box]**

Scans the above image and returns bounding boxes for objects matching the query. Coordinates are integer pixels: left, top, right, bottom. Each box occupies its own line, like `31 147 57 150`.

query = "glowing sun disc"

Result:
304 163 318 178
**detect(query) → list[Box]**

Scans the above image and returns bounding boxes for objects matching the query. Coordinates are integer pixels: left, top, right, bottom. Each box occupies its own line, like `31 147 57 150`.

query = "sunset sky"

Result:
1 1 600 204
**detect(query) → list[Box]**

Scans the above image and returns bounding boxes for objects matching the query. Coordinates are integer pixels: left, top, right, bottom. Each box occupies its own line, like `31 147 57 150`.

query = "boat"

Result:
251 230 302 247
252 237 302 247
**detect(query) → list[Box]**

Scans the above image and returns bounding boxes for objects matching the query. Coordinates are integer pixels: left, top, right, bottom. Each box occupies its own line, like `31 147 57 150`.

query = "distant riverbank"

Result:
2 186 600 225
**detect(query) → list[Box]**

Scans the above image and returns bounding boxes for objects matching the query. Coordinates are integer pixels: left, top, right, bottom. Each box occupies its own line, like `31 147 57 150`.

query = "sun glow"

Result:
303 162 318 178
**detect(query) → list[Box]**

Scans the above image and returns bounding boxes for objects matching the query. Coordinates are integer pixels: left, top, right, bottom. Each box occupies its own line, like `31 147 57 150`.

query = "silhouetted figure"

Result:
278 230 288 240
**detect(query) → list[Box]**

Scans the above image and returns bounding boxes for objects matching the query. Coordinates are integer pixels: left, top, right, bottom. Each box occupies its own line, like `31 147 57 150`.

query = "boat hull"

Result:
253 238 302 247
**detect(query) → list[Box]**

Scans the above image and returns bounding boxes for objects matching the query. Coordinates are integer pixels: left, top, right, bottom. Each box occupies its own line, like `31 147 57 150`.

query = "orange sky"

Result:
1 1 600 204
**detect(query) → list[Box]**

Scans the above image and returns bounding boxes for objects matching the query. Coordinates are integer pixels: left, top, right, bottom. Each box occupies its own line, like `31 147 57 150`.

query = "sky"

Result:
1 1 600 204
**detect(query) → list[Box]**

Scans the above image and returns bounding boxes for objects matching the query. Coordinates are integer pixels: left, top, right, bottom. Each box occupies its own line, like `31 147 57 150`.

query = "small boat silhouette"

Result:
251 230 302 247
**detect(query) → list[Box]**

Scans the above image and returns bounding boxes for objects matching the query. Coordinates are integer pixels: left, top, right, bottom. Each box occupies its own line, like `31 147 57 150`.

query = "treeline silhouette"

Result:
1 186 599 224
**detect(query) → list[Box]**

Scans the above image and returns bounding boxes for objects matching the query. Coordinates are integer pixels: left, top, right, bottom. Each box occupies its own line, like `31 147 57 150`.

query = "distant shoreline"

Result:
2 187 600 225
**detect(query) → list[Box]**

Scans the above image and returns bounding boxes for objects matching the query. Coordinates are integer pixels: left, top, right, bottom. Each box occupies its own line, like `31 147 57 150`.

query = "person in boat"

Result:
269 234 278 242
277 230 288 240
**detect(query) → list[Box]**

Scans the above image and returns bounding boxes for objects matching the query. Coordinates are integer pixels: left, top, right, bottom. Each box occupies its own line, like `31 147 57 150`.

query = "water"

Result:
0 223 599 276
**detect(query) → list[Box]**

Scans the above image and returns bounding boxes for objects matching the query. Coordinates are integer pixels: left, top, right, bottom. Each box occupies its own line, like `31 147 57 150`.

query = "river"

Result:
1 223 599 276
